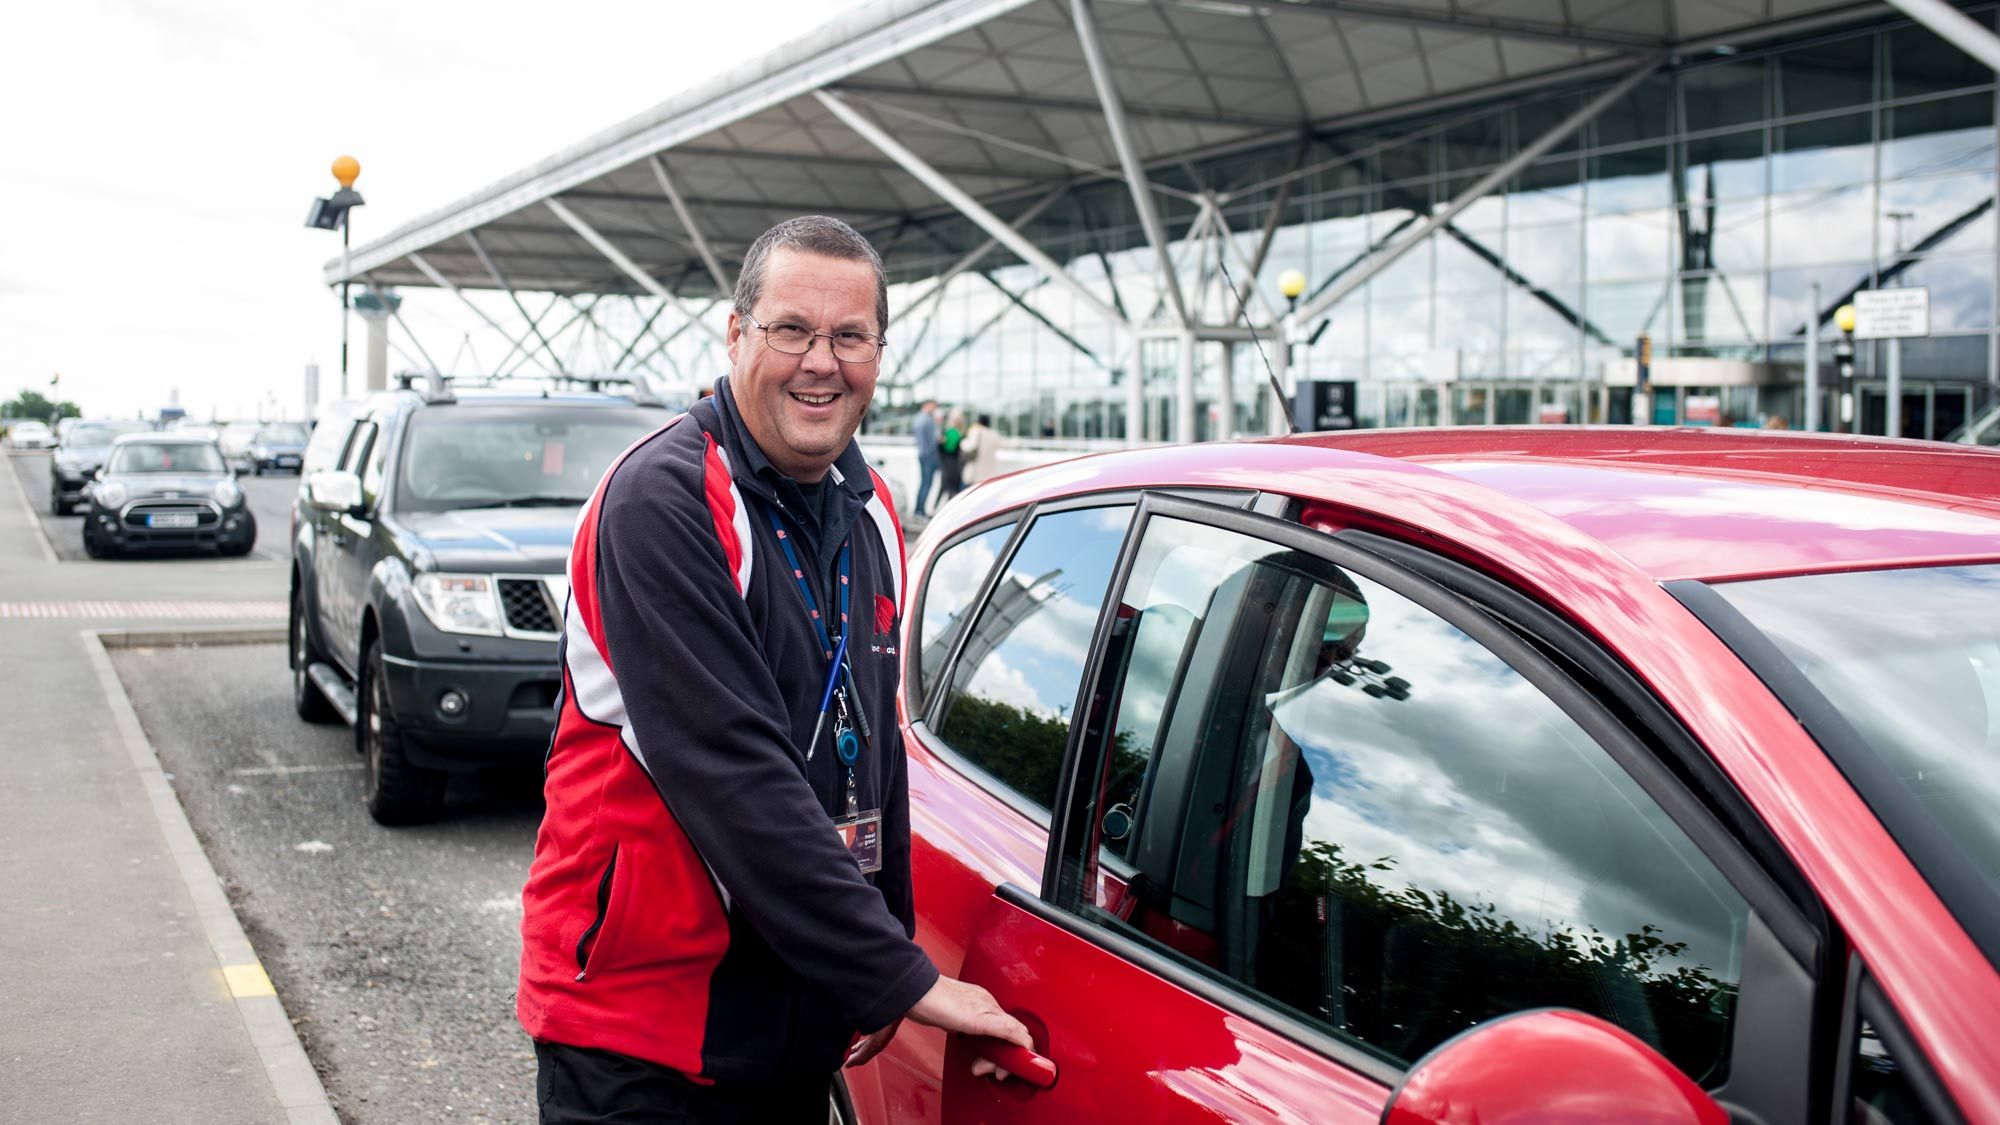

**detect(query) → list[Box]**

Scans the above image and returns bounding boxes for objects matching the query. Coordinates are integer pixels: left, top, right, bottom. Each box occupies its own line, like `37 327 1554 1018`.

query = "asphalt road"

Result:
8 451 296 563
111 641 545 1124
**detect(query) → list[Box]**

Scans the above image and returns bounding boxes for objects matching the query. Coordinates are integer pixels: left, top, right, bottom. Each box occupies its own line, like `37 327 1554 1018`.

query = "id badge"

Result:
833 810 883 874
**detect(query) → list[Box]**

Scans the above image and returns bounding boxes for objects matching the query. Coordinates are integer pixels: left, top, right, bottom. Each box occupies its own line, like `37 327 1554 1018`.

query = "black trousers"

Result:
536 1041 830 1124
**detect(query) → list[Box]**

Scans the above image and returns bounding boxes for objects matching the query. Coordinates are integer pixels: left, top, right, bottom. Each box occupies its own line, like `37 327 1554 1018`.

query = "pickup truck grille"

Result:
498 578 558 635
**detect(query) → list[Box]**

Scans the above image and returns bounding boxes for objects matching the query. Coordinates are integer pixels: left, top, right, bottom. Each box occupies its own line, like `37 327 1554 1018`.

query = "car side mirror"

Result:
1382 1009 1727 1125
307 470 364 516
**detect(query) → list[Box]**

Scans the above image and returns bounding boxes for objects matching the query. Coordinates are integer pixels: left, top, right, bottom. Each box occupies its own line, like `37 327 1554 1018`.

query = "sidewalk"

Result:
0 456 334 1124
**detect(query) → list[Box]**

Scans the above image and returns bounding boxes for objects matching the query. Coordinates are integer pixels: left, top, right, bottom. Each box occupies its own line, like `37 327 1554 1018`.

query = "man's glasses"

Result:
744 315 885 364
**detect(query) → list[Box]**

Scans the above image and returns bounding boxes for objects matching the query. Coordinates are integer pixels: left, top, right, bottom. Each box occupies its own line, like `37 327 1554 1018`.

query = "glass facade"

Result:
878 13 2000 441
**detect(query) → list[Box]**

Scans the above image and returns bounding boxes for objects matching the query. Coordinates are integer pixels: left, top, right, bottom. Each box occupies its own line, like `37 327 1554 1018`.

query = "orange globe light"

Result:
1835 304 1858 334
1278 268 1308 301
331 155 361 188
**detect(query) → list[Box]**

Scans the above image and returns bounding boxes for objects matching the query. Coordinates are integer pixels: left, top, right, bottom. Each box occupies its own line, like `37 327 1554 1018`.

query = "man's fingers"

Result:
981 1010 1034 1049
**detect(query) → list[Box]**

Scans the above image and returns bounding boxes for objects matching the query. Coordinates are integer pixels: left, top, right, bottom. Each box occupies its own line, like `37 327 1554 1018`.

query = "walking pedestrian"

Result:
960 413 1000 487
517 215 1030 1124
935 408 966 507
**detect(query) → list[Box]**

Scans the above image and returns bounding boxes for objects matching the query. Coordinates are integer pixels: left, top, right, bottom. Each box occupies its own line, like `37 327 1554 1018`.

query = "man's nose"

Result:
799 334 841 374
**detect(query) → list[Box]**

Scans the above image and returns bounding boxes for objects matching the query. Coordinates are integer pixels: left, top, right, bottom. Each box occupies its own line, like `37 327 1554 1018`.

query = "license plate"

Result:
148 512 199 529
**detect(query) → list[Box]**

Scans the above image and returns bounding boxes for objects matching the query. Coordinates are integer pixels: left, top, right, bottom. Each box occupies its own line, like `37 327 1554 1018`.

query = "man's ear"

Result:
725 310 743 365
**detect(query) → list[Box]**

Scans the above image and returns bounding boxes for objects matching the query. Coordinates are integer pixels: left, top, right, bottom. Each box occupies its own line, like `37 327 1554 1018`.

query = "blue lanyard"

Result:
762 502 849 661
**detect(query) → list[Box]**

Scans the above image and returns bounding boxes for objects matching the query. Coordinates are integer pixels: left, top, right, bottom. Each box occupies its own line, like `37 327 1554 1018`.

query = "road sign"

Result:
1851 288 1930 338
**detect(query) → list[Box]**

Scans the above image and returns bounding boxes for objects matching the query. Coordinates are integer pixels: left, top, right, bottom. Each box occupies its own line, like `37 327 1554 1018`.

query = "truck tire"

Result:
360 638 447 825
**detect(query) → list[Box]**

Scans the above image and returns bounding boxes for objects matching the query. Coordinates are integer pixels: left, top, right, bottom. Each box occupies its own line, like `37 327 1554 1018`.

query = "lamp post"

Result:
1834 303 1858 433
306 156 365 398
1275 269 1306 433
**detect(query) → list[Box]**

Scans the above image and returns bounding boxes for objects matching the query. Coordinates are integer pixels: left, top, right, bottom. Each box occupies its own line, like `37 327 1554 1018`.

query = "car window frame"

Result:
1026 490 1829 1104
909 489 1258 830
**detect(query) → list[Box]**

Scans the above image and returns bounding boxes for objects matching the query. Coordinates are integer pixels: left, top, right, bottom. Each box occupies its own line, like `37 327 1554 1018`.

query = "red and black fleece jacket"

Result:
517 384 937 1081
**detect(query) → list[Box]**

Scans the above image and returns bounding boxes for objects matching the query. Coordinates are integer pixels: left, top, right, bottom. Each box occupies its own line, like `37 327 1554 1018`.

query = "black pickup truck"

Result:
289 384 671 823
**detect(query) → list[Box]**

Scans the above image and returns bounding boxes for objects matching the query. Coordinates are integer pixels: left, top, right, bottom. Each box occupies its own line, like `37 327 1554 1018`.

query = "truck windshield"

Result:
396 404 666 513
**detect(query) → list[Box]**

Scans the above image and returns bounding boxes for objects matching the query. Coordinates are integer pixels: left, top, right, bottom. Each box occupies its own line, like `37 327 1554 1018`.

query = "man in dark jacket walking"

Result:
518 215 1029 1123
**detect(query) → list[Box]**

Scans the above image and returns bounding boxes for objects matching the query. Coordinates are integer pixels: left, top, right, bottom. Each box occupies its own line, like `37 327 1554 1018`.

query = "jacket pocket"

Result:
573 843 629 981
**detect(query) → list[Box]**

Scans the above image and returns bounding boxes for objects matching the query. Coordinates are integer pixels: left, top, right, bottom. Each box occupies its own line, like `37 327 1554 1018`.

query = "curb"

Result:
96 624 288 649
84 628 340 1125
4 450 60 564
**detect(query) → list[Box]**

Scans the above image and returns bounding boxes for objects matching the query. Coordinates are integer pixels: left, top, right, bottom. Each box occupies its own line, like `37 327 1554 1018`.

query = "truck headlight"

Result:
412 572 504 636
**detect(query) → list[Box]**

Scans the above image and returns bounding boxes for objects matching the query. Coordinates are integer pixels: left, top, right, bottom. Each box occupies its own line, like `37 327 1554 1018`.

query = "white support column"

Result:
1125 335 1146 443
1269 322 1291 435
651 156 734 295
545 197 727 346
407 252 557 375
1176 330 1197 443
1879 0 2000 72
1073 0 1190 327
1219 340 1235 441
813 89 1129 333
1295 61 1659 327
1805 282 1822 431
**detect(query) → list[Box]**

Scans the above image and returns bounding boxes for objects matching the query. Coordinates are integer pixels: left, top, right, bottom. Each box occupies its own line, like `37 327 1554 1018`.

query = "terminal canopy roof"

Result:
331 0 1888 300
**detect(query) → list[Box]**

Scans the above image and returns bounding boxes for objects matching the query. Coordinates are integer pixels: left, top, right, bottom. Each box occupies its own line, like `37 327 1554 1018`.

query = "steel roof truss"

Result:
466 231 568 373
407 252 559 376
1074 0 1190 326
545 197 727 346
815 88 1128 331
1295 57 1658 325
363 280 442 376
650 156 735 295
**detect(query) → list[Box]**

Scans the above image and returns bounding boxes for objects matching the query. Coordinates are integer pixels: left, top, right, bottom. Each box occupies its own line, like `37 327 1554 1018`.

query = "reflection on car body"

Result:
840 428 2000 1125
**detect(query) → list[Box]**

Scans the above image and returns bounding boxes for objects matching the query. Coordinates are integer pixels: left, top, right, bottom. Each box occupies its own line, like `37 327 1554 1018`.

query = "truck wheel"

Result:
360 639 447 825
290 588 337 723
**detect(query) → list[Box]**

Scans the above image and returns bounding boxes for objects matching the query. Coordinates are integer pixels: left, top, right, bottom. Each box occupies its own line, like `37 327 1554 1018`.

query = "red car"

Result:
842 427 2000 1125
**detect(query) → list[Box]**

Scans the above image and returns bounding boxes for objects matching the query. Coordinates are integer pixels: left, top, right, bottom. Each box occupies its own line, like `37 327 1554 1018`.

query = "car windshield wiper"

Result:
462 495 591 508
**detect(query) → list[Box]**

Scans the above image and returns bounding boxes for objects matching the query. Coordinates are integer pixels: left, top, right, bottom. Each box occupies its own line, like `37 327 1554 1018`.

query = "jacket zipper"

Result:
573 845 617 981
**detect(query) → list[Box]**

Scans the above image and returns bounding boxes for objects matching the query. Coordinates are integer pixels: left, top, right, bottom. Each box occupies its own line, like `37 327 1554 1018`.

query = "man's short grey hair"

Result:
733 215 890 336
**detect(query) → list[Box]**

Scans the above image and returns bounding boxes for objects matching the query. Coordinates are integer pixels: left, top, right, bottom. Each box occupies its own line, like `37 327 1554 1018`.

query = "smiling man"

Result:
517 216 1030 1124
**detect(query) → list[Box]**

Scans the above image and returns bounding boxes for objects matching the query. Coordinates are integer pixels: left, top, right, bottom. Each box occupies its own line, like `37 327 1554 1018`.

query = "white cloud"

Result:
0 0 867 421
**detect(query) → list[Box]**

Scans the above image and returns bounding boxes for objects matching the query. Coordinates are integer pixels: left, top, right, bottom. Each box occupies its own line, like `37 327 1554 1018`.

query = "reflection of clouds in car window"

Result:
959 507 1129 720
1270 575 1741 980
922 530 1005 640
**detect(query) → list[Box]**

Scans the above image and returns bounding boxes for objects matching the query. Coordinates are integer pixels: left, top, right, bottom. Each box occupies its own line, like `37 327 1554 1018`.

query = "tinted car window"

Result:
1065 515 1750 1079
110 443 226 474
396 405 664 513
257 424 308 443
934 505 1132 811
302 409 360 475
915 523 1017 706
67 422 150 447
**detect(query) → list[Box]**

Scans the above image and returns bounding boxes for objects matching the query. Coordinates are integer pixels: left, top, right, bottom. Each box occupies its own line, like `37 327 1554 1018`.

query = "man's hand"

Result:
904 976 1035 1082
844 1017 902 1069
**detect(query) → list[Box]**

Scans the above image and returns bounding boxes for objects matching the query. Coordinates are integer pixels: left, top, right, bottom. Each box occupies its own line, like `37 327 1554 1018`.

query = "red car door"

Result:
940 889 1387 1123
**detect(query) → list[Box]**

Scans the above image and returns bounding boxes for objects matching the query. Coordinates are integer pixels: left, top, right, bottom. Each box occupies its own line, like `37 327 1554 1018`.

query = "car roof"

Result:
959 427 2000 585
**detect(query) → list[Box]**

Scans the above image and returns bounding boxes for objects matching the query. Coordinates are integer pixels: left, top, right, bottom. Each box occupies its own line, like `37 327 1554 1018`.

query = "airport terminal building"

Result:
332 0 2000 442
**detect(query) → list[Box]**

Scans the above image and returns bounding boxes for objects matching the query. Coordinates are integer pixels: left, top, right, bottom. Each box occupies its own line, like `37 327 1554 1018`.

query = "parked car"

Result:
840 428 2000 1125
50 419 153 514
238 422 309 474
7 419 56 449
217 420 260 469
289 384 670 824
81 434 255 558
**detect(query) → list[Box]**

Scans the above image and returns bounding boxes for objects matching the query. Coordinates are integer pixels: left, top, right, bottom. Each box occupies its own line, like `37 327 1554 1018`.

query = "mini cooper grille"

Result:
123 503 219 529
498 579 558 635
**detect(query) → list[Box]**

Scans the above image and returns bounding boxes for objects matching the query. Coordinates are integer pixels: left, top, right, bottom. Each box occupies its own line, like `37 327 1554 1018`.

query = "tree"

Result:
1 390 81 421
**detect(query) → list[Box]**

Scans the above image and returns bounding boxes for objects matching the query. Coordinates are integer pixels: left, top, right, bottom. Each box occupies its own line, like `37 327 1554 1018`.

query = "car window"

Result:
1850 1015 1941 1124
933 505 1133 812
302 410 359 475
1062 514 1752 1081
914 522 1018 707
109 442 226 474
360 422 390 507
340 422 378 475
394 404 665 513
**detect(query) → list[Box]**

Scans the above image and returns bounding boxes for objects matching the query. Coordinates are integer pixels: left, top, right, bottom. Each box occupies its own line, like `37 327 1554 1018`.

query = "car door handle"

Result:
972 1038 1058 1089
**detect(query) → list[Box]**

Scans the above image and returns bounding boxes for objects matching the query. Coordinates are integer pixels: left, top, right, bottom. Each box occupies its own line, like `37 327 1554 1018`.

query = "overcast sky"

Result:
2 0 867 421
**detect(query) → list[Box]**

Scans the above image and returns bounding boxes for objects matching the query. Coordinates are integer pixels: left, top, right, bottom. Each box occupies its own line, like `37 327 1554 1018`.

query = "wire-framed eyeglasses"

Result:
744 315 885 364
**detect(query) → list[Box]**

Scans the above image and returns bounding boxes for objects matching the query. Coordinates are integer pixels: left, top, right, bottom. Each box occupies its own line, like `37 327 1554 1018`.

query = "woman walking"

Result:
936 408 966 507
960 413 1000 487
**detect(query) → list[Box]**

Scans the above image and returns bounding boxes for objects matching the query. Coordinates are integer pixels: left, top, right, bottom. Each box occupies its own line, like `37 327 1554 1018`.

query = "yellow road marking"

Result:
222 962 276 998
